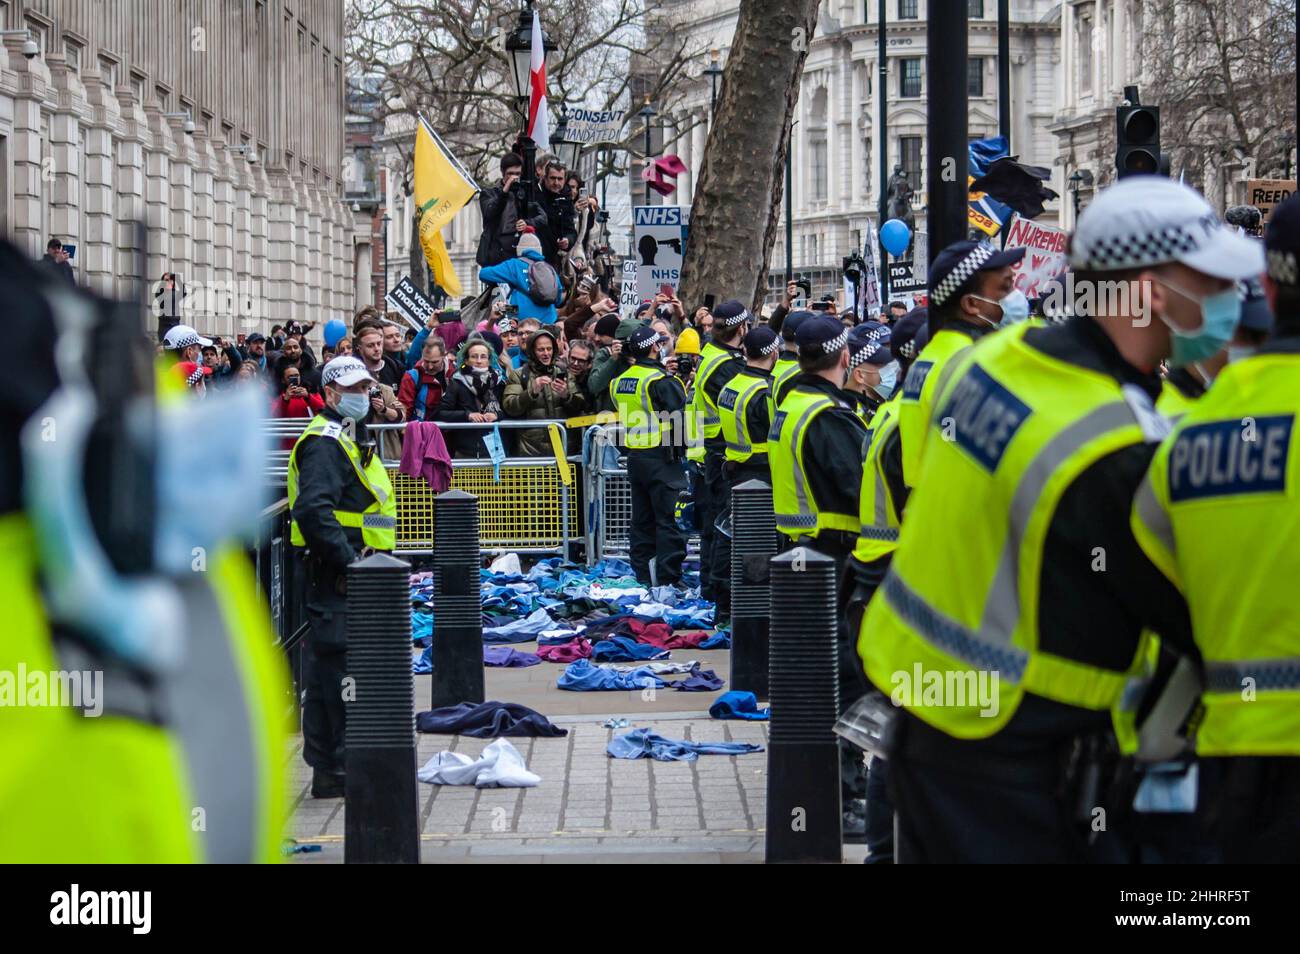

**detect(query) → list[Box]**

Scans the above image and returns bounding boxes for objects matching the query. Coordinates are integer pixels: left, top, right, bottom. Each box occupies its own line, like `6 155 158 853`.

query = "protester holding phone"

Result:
270 364 325 447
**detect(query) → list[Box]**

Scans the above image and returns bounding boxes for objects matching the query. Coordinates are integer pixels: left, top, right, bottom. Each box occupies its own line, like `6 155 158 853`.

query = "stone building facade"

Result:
1 0 360 337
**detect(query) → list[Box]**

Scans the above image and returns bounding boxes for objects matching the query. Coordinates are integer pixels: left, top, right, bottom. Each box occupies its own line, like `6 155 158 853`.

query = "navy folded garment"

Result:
417 700 568 737
673 665 724 692
590 635 669 663
607 727 764 762
484 646 541 667
709 690 769 721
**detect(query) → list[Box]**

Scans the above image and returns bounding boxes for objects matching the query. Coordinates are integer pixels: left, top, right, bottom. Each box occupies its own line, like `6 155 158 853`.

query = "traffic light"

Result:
1116 104 1161 178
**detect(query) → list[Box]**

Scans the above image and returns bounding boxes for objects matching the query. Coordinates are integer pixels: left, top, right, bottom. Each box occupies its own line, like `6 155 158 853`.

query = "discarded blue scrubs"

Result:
483 646 542 667
709 691 769 721
590 636 670 663
417 700 568 737
700 630 731 649
606 727 765 761
673 665 724 691
557 659 666 691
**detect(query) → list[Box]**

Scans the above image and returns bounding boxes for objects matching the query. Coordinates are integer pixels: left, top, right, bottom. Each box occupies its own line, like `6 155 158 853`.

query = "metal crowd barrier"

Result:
583 422 701 564
263 417 578 558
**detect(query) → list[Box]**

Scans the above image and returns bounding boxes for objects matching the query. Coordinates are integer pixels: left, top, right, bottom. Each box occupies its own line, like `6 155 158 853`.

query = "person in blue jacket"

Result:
477 227 563 325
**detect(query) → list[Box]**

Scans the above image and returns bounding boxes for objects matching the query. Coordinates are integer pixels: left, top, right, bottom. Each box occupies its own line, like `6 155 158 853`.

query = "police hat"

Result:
627 325 662 355
743 325 781 359
929 240 1026 307
847 321 893 370
713 299 752 329
1239 276 1274 333
891 307 929 362
1265 192 1300 287
781 309 815 342
795 315 849 356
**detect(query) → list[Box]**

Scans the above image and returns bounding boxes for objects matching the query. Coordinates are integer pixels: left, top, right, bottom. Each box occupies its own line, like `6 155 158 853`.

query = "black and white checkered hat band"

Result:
759 338 781 356
932 244 996 306
1075 216 1218 271
170 331 201 349
633 330 661 351
186 367 205 387
1267 249 1299 286
719 308 751 328
898 339 917 359
848 329 888 369
821 328 849 354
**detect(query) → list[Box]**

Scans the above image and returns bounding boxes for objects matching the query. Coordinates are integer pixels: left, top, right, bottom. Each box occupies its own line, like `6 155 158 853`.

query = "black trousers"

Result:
886 715 1128 864
693 459 716 601
1200 756 1300 863
626 449 687 587
301 557 348 776
705 451 732 618
302 640 347 775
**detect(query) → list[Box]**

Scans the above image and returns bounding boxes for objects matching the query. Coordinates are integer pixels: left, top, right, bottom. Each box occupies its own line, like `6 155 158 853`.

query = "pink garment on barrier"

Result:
399 420 453 492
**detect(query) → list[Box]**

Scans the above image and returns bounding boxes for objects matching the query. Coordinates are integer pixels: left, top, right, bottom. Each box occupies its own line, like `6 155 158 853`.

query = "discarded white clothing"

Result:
417 738 540 788
489 553 523 576
595 660 697 675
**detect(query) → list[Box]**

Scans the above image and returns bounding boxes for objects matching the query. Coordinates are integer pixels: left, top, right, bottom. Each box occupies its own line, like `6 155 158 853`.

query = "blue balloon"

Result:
880 218 912 257
323 319 348 349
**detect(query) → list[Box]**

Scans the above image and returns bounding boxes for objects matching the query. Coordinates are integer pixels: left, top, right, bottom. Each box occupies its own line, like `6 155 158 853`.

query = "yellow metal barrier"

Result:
385 459 578 554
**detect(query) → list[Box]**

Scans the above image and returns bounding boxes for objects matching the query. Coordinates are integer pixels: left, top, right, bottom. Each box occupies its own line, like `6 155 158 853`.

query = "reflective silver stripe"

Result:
882 570 1029 681
787 397 833 529
979 401 1140 642
726 440 752 453
164 577 260 862
775 512 818 529
1133 468 1176 560
859 524 900 541
362 514 397 529
1205 657 1300 693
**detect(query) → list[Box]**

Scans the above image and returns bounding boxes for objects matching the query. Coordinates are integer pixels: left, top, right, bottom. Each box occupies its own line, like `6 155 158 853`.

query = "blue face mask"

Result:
872 360 900 399
336 392 370 421
971 288 1030 327
1157 279 1240 366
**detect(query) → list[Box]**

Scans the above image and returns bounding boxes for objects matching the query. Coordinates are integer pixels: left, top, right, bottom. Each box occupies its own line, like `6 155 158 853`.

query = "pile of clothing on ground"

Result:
410 556 731 686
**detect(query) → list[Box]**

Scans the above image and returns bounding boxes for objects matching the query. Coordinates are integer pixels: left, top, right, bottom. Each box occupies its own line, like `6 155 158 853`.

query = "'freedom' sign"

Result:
1003 214 1068 300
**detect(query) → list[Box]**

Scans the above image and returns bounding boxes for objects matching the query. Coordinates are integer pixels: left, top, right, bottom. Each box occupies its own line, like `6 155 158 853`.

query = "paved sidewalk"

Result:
288 713 769 863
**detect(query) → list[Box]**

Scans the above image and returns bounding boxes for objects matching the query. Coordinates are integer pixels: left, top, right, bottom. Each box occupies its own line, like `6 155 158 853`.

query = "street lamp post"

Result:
504 1 556 214
552 106 583 173
704 49 724 117
1068 169 1092 223
380 213 391 304
638 101 657 206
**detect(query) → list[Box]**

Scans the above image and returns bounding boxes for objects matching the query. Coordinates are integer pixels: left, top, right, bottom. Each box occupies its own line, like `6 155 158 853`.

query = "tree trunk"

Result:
677 0 821 314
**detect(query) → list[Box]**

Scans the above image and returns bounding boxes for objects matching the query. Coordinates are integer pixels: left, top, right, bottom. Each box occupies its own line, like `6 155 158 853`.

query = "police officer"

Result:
769 309 814 417
1131 192 1300 863
718 325 781 488
288 355 397 798
768 314 869 832
858 177 1262 862
895 240 1027 489
691 299 749 622
610 325 689 588
842 321 896 424
1156 277 1274 420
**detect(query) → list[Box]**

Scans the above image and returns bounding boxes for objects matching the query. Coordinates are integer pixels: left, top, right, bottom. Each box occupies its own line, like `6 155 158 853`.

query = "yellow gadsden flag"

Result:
414 117 478 296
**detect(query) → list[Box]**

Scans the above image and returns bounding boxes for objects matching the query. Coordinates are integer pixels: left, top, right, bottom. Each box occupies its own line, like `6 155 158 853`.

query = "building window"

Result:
806 233 820 265
98 55 117 89
900 58 922 98
63 40 82 75
968 0 984 16
811 140 828 201
968 57 984 97
900 136 922 192
863 137 873 195
899 0 918 19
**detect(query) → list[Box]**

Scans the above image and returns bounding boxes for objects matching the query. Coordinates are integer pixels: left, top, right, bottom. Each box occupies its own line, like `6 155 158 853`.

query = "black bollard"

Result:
765 547 841 864
729 479 776 699
345 551 419 864
430 489 484 708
